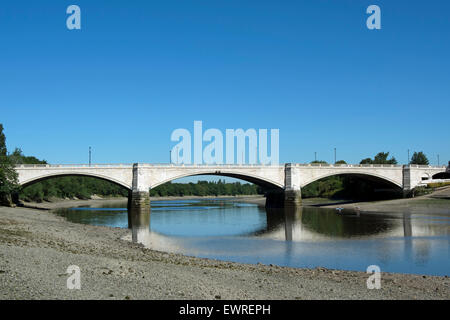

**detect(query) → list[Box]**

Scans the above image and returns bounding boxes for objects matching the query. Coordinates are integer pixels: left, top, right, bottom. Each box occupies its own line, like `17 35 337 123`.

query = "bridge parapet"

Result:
137 164 284 168
15 164 133 168
14 163 446 169
294 163 400 168
406 164 447 169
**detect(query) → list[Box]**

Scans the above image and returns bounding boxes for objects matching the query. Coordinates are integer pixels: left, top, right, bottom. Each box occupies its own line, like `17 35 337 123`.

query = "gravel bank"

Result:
319 189 450 215
0 206 448 300
20 195 266 210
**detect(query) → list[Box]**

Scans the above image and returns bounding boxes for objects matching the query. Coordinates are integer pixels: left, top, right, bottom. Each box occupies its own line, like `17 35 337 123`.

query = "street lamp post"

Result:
89 147 91 167
334 148 336 164
407 149 410 165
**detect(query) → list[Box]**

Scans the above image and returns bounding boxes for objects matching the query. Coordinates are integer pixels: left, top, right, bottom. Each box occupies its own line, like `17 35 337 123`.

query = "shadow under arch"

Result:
301 172 403 190
152 172 284 191
432 172 450 179
20 173 132 191
301 173 404 202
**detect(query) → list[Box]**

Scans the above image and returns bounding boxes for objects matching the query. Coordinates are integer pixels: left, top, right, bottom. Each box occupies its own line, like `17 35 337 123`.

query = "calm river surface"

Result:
55 198 450 276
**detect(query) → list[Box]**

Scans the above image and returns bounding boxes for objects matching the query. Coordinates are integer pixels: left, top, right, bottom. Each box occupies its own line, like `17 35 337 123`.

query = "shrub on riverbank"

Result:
427 181 450 188
0 125 19 206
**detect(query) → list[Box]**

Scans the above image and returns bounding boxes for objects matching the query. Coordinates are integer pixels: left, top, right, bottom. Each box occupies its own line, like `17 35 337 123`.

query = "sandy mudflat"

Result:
0 205 449 300
319 187 450 215
20 195 266 210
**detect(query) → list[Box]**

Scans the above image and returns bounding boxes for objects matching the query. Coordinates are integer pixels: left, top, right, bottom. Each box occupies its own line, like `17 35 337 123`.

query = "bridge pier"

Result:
265 164 302 208
127 164 151 244
402 165 412 198
284 189 302 207
264 189 302 208
128 191 150 243
284 163 302 207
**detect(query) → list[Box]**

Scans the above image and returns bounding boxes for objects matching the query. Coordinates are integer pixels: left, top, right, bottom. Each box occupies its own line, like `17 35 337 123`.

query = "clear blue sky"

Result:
1 0 449 166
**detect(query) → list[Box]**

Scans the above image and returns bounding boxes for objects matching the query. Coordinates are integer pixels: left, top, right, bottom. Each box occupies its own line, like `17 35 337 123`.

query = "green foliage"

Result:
360 158 372 164
335 160 347 164
20 176 129 202
0 124 7 156
0 124 19 206
360 152 397 165
413 186 433 197
310 160 328 164
302 176 343 198
410 151 429 165
427 181 450 188
150 180 262 197
9 148 47 165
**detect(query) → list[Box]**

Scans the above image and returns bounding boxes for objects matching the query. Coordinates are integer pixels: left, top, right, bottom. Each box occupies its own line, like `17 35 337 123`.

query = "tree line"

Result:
150 180 261 197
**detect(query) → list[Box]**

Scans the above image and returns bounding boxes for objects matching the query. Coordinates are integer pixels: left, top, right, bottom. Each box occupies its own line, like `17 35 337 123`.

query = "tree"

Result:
360 152 397 165
0 124 19 206
9 148 47 165
374 152 397 164
335 160 347 165
360 158 372 164
410 151 429 165
310 160 328 164
0 124 7 156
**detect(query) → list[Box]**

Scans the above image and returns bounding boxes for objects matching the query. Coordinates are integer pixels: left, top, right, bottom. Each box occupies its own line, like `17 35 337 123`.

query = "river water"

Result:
54 198 450 276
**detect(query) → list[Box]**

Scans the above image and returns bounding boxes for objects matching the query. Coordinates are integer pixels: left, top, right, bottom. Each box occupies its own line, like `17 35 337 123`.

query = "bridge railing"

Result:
292 163 403 168
139 163 284 168
14 164 134 168
13 163 284 168
407 164 446 169
13 163 448 169
292 164 446 169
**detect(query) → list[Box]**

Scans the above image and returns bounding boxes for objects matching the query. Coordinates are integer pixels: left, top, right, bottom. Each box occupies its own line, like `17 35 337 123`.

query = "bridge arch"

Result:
432 172 450 179
20 172 132 190
301 171 403 189
151 171 284 190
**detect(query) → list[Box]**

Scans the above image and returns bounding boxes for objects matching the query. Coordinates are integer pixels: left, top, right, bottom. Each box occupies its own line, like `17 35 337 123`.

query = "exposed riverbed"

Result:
1 193 449 299
54 196 450 276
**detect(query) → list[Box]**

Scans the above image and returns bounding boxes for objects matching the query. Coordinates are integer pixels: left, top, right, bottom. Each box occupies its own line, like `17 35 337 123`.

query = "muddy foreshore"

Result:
19 195 267 210
0 197 449 300
319 187 450 215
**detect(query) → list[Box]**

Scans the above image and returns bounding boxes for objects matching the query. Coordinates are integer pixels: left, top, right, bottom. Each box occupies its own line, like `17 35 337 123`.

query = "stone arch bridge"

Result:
15 163 448 242
16 163 447 193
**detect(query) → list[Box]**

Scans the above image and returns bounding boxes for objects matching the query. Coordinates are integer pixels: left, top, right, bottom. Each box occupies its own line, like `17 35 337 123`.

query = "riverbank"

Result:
19 195 266 210
19 194 360 211
0 205 448 300
319 187 450 215
19 187 450 215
